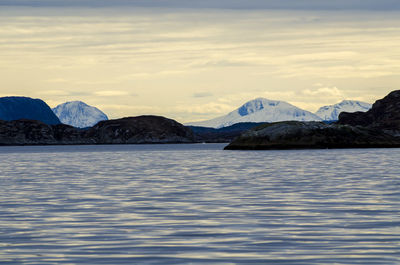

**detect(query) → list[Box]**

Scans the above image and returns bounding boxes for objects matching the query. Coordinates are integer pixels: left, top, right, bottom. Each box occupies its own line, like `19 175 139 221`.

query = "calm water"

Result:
0 144 399 264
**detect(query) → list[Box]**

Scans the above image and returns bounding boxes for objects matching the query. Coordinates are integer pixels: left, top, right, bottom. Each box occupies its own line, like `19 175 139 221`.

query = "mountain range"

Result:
0 91 398 147
188 98 371 128
0 96 371 130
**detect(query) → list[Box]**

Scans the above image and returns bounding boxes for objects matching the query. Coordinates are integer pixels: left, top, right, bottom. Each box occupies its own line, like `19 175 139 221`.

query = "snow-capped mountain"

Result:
188 98 322 128
315 100 372 121
52 101 108 128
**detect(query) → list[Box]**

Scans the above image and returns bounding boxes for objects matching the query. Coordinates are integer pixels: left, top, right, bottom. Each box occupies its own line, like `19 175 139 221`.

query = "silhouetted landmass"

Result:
224 121 400 150
0 96 61 125
189 122 266 142
86 116 194 144
0 119 84 145
338 90 400 136
0 116 194 145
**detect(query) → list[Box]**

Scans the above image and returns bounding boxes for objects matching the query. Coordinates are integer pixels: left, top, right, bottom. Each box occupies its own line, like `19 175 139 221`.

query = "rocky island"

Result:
85 116 194 144
225 90 400 150
0 115 195 145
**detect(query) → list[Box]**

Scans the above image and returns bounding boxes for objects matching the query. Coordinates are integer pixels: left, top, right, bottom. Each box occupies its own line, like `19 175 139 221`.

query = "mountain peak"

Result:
52 101 108 128
63 100 86 105
188 98 321 128
315 100 372 121
238 98 283 116
59 101 91 108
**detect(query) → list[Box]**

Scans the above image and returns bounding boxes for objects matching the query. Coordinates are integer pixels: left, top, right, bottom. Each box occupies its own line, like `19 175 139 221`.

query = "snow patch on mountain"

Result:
52 101 108 128
315 100 372 121
187 98 322 128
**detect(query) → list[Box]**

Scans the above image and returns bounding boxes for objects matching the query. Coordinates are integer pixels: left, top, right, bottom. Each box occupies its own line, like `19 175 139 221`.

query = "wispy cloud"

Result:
193 92 213 98
94 90 133 97
303 87 343 97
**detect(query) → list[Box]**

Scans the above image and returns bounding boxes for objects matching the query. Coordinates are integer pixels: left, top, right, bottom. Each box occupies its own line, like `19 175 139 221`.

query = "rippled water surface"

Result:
0 144 399 264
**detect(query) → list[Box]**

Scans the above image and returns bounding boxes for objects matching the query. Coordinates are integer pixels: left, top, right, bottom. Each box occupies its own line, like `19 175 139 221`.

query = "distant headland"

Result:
225 90 400 150
0 90 399 149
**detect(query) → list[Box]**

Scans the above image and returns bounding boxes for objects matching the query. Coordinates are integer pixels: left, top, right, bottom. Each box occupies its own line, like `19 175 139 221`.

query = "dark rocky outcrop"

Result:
225 90 400 150
338 90 400 136
189 122 266 143
0 119 54 145
52 123 92 144
224 121 400 150
0 115 195 145
0 119 86 145
0 97 61 125
85 116 194 144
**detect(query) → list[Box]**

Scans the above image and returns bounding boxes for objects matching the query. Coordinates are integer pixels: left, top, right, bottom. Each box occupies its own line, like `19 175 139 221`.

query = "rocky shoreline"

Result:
225 90 400 150
0 115 195 146
224 121 400 150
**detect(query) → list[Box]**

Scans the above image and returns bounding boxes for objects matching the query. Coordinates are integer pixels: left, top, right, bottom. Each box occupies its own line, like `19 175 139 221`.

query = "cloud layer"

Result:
0 7 399 122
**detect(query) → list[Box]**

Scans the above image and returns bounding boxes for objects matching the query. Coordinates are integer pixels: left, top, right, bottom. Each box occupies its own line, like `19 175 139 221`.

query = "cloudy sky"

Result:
1 1 399 122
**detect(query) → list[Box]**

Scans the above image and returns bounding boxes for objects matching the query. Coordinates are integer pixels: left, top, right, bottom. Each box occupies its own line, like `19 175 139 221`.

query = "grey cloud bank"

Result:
1 0 400 10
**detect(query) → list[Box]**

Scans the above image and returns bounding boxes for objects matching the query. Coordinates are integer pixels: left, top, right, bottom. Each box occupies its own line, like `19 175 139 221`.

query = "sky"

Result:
1 1 400 122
